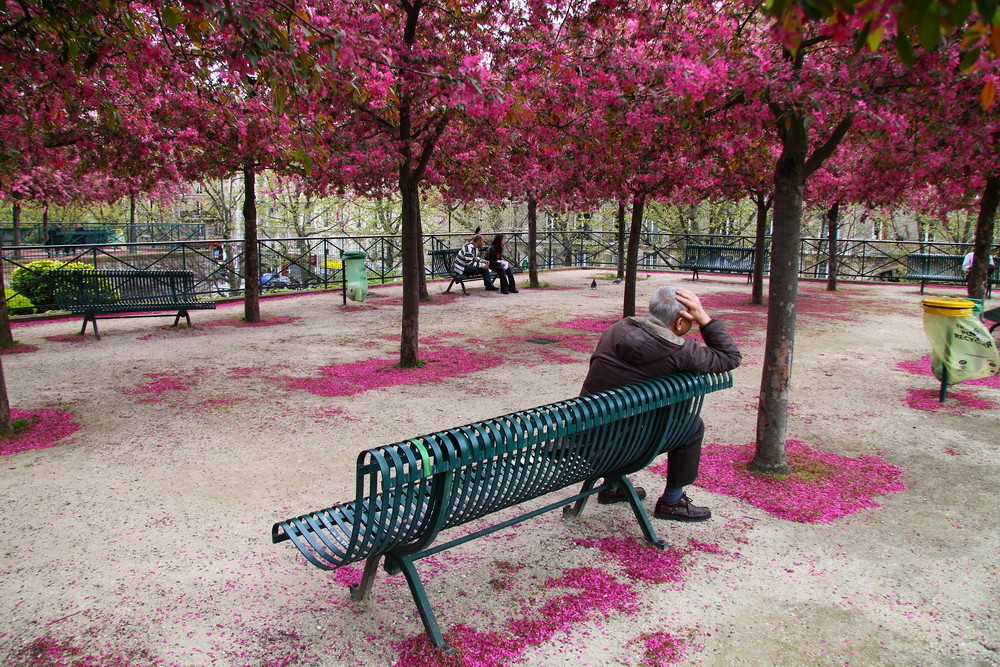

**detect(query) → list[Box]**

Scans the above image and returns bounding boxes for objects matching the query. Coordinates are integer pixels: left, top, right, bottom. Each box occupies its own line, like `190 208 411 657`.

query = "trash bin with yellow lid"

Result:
921 296 1000 402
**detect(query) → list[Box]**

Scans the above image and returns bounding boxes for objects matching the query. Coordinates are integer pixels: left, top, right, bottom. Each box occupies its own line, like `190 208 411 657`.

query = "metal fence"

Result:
0 223 207 246
3 231 997 312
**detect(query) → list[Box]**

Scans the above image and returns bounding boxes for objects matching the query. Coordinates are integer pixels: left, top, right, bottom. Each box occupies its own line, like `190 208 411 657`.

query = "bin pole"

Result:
939 333 951 403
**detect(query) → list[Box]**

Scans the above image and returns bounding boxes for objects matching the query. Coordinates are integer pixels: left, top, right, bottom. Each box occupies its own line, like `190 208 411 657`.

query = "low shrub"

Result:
4 289 35 315
10 260 93 310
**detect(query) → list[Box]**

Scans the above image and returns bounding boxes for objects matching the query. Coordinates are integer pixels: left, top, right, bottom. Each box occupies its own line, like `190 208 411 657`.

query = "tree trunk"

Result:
242 161 260 323
751 120 809 476
967 174 999 301
0 357 10 436
616 201 626 280
399 176 421 367
825 200 840 292
11 202 21 249
129 195 137 243
751 191 771 305
0 236 13 348
623 193 645 318
527 197 539 287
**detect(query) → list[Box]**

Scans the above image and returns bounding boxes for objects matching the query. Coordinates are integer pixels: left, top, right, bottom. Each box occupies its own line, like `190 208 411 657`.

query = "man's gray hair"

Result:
648 286 684 326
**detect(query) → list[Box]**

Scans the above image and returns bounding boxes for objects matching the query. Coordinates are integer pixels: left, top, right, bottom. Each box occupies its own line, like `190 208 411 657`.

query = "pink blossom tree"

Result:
291 0 505 367
724 7 932 474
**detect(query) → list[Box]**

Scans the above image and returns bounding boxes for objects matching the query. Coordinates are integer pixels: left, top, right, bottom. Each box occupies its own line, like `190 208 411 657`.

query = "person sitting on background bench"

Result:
963 251 996 278
452 233 498 291
485 233 518 294
581 286 742 522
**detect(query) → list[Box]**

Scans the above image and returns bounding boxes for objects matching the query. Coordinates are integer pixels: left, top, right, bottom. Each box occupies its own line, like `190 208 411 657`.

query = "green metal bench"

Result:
427 247 519 295
272 370 733 652
678 244 757 282
904 253 966 294
50 269 216 339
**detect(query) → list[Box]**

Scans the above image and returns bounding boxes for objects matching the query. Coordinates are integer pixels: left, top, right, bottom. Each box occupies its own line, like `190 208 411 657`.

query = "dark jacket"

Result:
484 243 504 269
581 313 741 395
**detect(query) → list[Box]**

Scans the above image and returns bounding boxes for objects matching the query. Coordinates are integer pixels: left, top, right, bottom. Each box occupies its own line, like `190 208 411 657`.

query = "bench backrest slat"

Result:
275 371 731 569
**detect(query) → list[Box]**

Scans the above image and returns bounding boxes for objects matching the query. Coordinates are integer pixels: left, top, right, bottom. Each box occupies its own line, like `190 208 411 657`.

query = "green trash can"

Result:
340 250 368 303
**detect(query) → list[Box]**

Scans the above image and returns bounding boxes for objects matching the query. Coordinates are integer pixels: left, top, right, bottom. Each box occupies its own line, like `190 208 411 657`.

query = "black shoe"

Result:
500 289 509 294
485 286 499 291
597 486 647 505
654 494 711 522
509 288 519 293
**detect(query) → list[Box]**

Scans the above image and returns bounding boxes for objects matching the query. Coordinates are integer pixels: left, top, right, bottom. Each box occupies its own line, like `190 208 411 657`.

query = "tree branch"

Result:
804 112 855 176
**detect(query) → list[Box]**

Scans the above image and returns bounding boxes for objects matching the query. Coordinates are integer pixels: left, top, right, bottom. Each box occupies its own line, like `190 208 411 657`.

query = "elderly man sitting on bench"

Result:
581 286 742 522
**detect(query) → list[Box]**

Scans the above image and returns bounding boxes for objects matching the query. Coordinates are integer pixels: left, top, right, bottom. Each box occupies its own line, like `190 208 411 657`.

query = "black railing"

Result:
1 223 208 246
2 232 997 312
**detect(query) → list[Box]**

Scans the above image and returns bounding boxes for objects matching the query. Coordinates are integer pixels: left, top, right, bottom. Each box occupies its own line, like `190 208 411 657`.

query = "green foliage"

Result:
4 289 35 315
10 260 93 310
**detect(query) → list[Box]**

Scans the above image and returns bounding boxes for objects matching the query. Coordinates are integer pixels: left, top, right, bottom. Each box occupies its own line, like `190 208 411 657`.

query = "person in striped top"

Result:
452 234 498 291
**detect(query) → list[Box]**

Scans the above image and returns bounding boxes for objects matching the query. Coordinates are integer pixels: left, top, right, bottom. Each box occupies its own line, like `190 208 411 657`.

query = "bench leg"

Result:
81 315 100 340
616 476 668 551
173 310 192 328
389 554 454 654
349 553 383 602
445 276 468 295
562 477 598 517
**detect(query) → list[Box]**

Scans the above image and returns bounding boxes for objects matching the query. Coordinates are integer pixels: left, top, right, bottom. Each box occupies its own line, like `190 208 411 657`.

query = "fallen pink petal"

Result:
660 440 906 524
0 344 39 355
897 354 1000 389
0 409 80 456
904 388 998 414
278 346 504 397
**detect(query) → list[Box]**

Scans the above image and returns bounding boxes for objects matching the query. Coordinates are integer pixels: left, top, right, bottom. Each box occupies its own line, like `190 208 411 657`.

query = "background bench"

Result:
904 253 1000 296
985 306 1000 334
903 253 966 294
678 244 756 282
272 370 733 652
50 269 216 339
427 247 519 294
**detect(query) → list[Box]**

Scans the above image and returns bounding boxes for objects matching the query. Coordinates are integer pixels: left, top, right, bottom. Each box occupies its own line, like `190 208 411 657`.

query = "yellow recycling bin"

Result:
920 297 1000 402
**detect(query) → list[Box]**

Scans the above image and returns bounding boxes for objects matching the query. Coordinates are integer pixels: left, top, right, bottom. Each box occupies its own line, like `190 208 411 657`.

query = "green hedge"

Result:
4 289 35 315
10 260 94 310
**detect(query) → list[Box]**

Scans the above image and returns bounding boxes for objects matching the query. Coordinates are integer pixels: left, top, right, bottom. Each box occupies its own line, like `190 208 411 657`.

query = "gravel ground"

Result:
0 269 997 666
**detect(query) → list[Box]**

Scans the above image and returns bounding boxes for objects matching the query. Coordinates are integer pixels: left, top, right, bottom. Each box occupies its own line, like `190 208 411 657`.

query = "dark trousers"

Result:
495 267 516 291
463 265 494 288
661 417 704 489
